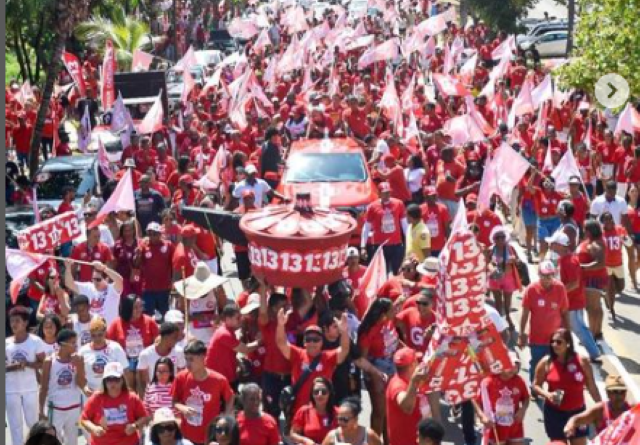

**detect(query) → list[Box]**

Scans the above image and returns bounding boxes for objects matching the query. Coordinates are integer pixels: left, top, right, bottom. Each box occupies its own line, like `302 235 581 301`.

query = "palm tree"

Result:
74 10 153 71
28 0 91 176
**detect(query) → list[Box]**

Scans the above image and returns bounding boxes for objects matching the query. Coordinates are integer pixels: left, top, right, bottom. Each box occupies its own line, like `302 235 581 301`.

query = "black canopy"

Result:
182 206 248 246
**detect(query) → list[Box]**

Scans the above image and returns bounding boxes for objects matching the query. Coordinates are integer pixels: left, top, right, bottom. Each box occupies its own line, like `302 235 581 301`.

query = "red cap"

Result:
304 325 323 336
179 174 194 185
181 224 200 237
424 186 437 196
466 193 478 203
382 153 395 163
394 347 418 366
379 182 391 193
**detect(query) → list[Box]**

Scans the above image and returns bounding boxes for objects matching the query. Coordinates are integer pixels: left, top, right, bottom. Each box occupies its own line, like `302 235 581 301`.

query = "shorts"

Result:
488 271 517 293
585 276 608 291
633 233 640 246
486 422 524 443
370 357 396 376
543 403 589 440
538 217 561 240
607 265 625 279
521 200 537 227
128 357 139 372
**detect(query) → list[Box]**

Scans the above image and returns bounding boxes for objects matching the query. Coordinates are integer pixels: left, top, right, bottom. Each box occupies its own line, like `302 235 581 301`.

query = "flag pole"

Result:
182 267 190 340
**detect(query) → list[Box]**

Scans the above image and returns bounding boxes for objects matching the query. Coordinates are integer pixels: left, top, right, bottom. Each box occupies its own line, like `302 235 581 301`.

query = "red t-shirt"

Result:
386 166 412 202
237 411 281 445
106 315 159 358
386 374 426 445
71 242 114 282
365 198 406 245
343 265 369 319
603 225 628 267
395 307 435 353
358 319 399 360
558 254 585 311
12 124 33 153
289 347 338 413
81 391 148 445
58 201 75 215
624 158 640 184
628 206 640 233
533 188 563 218
467 209 502 247
172 243 199 277
476 374 529 430
522 281 568 345
571 192 588 228
170 369 234 444
27 259 57 301
259 319 291 375
206 324 241 382
342 107 369 139
137 240 174 291
436 160 465 201
420 202 450 251
377 276 421 302
291 404 337 444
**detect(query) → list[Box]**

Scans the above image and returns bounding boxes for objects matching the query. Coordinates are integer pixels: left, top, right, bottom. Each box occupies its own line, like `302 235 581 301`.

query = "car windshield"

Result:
285 152 367 183
36 170 88 199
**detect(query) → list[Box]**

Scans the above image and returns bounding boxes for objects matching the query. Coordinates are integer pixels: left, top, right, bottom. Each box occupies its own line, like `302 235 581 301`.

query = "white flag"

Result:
78 105 92 153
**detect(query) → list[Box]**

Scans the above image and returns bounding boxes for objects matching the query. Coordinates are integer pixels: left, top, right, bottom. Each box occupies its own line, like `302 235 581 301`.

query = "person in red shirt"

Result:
627 185 640 290
134 137 157 174
377 258 422 304
172 174 198 223
385 348 430 445
375 154 412 203
12 114 33 171
420 103 443 133
81 362 149 445
276 310 350 416
342 96 370 143
518 261 570 383
420 186 451 256
172 340 235 445
154 144 177 184
343 247 368 319
291 377 338 445
120 134 140 164
567 177 588 231
527 176 564 260
361 182 408 275
205 304 259 386
601 211 632 319
474 353 530 444
394 292 436 353
57 186 76 214
70 227 115 281
172 224 201 279
507 58 527 91
436 146 465 217
237 384 281 445
465 194 502 247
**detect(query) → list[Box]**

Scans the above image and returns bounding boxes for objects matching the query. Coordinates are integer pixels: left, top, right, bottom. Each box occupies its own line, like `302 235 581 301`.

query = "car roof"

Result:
288 138 363 154
40 154 96 172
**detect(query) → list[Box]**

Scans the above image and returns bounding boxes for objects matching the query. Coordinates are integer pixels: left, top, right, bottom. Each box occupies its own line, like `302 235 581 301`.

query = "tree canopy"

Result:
467 0 539 33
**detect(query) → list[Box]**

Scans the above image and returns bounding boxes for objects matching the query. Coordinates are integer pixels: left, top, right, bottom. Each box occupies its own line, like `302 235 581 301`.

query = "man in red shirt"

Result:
276 309 350 414
385 347 430 445
205 304 259 387
518 261 570 382
134 137 157 174
395 292 436 353
436 146 465 217
465 193 502 247
375 154 412 203
342 96 370 143
70 227 115 281
134 222 174 318
420 186 451 256
172 340 235 445
172 224 201 279
12 114 33 171
57 186 76 214
343 247 368 319
361 182 408 275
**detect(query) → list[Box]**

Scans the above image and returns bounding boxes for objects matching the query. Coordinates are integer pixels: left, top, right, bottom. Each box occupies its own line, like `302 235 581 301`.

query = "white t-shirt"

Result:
76 282 122 326
405 168 426 193
5 334 45 394
232 178 272 208
79 340 129 391
70 313 98 349
137 344 186 376
484 304 509 333
375 139 390 170
590 195 628 225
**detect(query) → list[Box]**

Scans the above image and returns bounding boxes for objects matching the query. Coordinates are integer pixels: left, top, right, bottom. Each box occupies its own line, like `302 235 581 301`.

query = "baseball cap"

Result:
379 182 391 193
424 186 437 196
241 293 261 315
245 164 258 175
103 362 124 380
539 260 556 275
181 224 199 237
304 325 323 336
545 231 570 247
164 310 185 324
605 375 627 391
147 222 162 233
347 247 359 258
394 347 418 367
179 174 194 185
568 177 581 185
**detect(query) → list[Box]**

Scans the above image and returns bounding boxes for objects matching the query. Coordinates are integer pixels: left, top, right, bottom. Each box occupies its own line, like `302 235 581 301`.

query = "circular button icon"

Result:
595 74 630 109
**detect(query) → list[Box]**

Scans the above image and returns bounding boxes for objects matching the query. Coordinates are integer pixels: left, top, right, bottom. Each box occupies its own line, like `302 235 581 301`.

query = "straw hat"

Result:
149 407 181 428
417 257 439 276
174 262 228 300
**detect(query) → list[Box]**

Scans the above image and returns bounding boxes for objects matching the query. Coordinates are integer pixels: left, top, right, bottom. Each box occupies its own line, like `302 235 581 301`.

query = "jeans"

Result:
262 371 291 420
570 309 601 359
440 199 459 220
142 290 170 319
529 343 550 384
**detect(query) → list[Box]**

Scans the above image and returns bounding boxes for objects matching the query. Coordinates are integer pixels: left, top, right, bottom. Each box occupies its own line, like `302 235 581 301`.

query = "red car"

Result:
278 138 378 244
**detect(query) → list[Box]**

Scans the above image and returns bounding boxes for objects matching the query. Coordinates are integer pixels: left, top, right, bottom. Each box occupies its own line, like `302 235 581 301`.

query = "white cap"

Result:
245 164 258 175
164 310 185 324
347 247 359 258
545 231 570 247
147 222 162 233
150 407 179 428
103 362 124 380
124 158 136 168
240 293 261 315
539 260 556 275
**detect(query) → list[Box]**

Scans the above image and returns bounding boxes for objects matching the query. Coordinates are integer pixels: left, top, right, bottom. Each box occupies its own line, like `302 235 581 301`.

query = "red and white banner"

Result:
62 51 87 97
101 40 116 110
432 73 470 97
137 92 164 134
5 249 48 303
132 49 154 71
17 211 82 253
589 404 640 444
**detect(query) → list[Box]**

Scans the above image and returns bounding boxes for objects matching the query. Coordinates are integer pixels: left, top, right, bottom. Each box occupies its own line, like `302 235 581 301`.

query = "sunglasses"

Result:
157 424 176 433
92 277 104 282
215 426 229 435
304 336 322 343
609 390 626 395
313 388 329 396
104 377 121 383
416 301 431 306
337 416 352 424
551 339 566 345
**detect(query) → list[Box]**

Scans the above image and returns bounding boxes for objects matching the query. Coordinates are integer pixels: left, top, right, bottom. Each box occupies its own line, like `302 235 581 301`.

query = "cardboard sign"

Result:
17 211 81 253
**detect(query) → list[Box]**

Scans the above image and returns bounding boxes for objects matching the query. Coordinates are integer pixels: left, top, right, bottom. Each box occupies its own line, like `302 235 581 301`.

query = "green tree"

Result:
74 10 153 71
468 0 539 33
556 0 640 104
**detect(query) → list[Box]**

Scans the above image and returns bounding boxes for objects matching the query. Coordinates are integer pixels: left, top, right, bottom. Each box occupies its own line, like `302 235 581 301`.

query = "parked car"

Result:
167 66 207 108
520 30 568 58
208 29 237 54
517 21 567 47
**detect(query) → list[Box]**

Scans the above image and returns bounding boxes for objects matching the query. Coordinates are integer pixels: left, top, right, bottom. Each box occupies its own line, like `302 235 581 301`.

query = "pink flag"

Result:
403 111 420 149
137 92 164 134
228 17 260 39
614 103 640 136
175 46 197 71
432 73 470 97
5 249 47 303
132 49 153 71
355 244 387 318
199 145 232 190
552 146 585 193
97 138 115 180
357 38 399 69
589 404 640 445
181 69 195 104
401 73 416 110
422 35 437 58
101 40 117 110
92 169 135 227
253 29 272 54
444 115 486 146
287 6 310 34
460 53 478 85
380 68 403 135
491 35 516 61
415 14 447 39
478 143 531 210
508 78 535 127
78 105 92 153
465 96 494 135
531 74 553 109
15 81 35 105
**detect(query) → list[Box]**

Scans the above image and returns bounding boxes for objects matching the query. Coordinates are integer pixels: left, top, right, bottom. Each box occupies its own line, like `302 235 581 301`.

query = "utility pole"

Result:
567 0 575 55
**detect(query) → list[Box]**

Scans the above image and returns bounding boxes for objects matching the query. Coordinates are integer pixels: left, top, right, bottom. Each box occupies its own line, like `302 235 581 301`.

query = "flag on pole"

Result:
552 146 584 193
614 102 640 136
137 92 164 134
355 243 388 318
78 105 92 153
477 143 531 211
61 51 87 96
91 169 135 228
432 73 470 97
97 138 115 180
181 69 195 104
175 46 198 71
5 249 47 303
132 49 154 71
357 38 400 69
101 40 117 110
531 74 553 109
588 403 640 444
491 35 516 60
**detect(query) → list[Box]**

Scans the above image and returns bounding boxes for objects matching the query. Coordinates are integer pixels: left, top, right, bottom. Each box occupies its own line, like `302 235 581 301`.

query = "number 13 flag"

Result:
5 249 47 303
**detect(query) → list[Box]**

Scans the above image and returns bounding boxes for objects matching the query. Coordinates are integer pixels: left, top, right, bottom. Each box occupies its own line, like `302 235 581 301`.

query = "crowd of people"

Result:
5 1 640 445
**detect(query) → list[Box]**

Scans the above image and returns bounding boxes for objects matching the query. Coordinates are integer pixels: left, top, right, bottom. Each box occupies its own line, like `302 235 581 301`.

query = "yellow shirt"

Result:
406 221 431 261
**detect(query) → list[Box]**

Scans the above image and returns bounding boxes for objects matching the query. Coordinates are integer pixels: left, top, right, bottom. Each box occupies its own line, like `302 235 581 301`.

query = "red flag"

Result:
5 249 47 303
355 244 388 319
132 49 153 71
92 169 135 228
101 40 116 110
62 52 87 96
590 404 640 444
357 38 399 69
432 73 470 97
478 143 531 211
137 92 164 134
